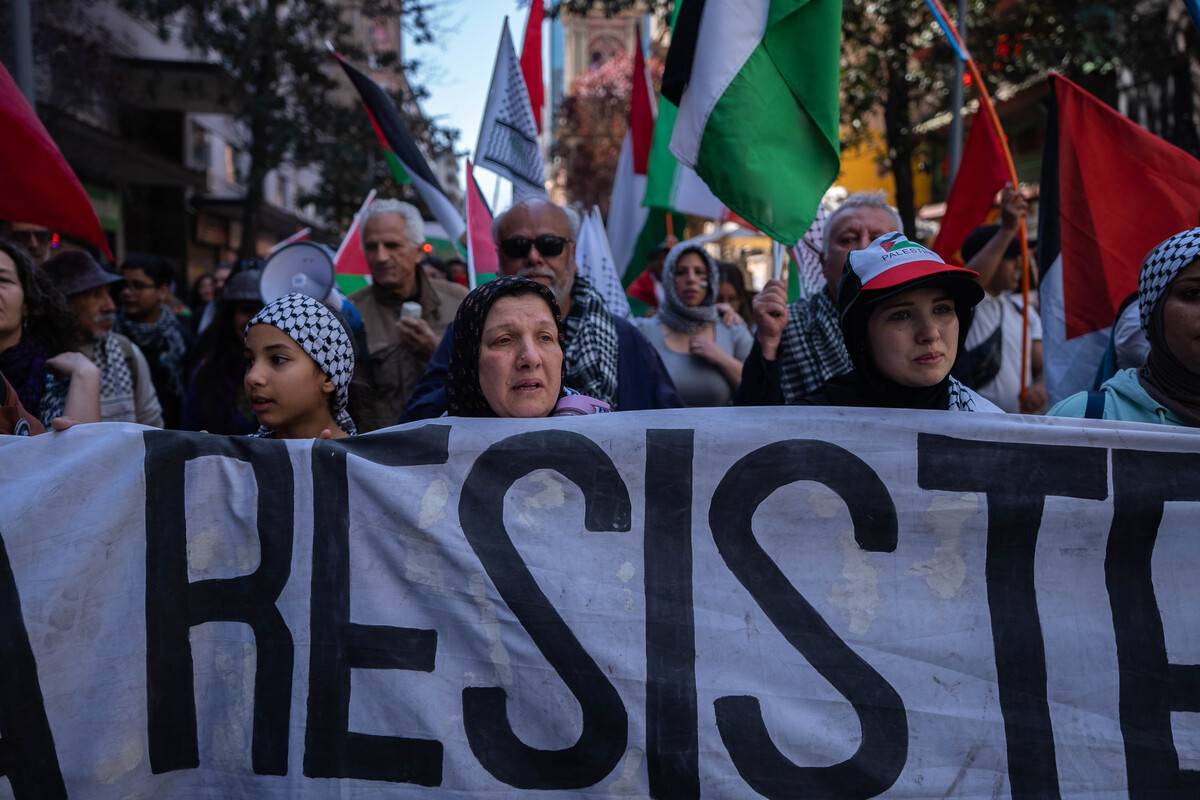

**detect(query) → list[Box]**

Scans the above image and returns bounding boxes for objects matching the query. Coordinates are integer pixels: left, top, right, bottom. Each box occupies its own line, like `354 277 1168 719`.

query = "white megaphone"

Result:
260 240 363 332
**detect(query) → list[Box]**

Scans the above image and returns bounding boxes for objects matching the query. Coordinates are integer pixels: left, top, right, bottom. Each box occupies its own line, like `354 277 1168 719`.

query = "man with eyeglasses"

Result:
115 254 191 428
347 198 467 432
2 221 54 265
402 198 681 421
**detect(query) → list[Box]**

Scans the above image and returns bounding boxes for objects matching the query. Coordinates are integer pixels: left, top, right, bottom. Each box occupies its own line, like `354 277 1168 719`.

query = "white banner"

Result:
1 409 1199 798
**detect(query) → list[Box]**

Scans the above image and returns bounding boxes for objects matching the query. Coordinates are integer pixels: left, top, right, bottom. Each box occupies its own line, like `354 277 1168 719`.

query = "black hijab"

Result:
446 276 564 417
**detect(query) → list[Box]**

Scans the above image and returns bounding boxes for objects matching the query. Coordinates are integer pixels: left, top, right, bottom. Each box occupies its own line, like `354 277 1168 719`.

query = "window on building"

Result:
189 123 210 170
223 141 238 187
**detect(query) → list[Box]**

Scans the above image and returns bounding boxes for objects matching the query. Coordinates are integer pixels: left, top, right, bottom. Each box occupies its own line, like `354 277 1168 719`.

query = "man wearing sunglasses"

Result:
1 220 54 266
403 198 681 421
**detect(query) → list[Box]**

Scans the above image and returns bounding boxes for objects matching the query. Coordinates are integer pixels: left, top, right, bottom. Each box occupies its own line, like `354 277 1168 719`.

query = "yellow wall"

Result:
837 133 933 209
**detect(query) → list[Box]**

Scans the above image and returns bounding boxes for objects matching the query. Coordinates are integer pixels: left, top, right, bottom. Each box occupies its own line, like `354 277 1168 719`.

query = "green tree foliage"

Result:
842 0 1196 233
119 0 458 253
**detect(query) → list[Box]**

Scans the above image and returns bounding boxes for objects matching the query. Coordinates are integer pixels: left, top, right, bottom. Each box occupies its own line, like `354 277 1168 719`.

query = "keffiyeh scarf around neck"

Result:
246 293 357 437
562 274 620 407
94 333 135 405
656 243 719 335
118 306 188 397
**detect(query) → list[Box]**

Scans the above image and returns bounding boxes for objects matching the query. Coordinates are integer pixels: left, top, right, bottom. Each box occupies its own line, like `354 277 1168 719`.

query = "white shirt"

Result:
963 292 1043 413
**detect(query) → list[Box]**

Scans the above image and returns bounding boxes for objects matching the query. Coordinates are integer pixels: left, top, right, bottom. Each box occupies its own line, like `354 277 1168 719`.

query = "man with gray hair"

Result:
736 192 903 404
403 197 680 419
348 197 467 431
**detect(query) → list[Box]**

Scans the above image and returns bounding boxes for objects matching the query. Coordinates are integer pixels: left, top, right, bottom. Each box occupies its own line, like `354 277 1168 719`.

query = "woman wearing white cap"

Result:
800 232 1001 412
1051 228 1200 425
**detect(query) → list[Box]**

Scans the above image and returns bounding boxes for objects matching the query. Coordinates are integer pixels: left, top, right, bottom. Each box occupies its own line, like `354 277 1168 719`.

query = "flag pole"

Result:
925 0 1033 406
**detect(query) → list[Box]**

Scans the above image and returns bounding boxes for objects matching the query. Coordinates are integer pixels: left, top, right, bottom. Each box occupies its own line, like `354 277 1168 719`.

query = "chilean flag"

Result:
1038 74 1200 402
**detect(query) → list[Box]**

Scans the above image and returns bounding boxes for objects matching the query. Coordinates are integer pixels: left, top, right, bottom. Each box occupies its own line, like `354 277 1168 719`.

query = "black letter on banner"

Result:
0 530 66 799
644 429 699 799
459 430 632 789
1107 448 1200 797
143 431 295 775
304 426 451 785
709 440 905 798
918 434 1106 800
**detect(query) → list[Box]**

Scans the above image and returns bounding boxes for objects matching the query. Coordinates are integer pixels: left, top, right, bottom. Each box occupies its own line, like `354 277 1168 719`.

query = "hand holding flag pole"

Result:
924 0 1033 405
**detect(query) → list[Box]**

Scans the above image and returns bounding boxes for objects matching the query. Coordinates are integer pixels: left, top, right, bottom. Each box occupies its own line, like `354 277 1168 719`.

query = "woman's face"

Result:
866 286 959 388
0 252 26 347
717 280 740 309
673 252 709 308
478 294 563 418
1160 259 1200 373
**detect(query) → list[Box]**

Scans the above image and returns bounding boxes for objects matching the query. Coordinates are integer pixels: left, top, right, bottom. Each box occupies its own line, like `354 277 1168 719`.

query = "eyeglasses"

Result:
500 235 570 259
11 230 53 246
123 280 158 292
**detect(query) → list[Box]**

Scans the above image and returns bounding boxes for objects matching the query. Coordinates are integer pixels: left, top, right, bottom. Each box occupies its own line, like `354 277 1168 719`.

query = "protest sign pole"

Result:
925 0 1032 405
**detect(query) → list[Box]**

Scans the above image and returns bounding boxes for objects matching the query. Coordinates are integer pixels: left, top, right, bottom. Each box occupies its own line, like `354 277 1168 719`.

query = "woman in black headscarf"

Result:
1051 227 1200 424
446 276 608 417
802 231 1000 412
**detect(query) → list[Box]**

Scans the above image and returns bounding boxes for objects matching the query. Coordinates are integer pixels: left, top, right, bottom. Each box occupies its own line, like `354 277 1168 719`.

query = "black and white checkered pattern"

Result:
96 333 134 404
246 293 356 436
1139 228 1200 332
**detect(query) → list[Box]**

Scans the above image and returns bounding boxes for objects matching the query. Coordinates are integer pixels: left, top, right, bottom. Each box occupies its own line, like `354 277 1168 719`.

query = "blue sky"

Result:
405 0 533 205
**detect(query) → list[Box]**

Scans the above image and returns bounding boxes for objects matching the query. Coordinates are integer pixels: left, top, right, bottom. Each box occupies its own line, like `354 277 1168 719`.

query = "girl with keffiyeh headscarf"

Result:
633 241 753 407
243 293 357 438
446 276 609 418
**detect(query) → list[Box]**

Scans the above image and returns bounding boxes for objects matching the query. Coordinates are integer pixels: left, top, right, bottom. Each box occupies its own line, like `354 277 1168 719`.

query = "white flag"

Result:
475 18 546 198
577 206 631 318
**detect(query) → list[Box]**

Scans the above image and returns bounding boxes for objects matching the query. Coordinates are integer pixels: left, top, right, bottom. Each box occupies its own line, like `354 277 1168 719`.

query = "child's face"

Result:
243 324 334 435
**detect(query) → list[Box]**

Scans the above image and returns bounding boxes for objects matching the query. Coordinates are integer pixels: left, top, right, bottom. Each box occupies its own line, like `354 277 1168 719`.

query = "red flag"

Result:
519 2 544 133
931 115 1009 265
334 191 375 277
0 63 112 259
466 159 498 286
1052 74 1200 339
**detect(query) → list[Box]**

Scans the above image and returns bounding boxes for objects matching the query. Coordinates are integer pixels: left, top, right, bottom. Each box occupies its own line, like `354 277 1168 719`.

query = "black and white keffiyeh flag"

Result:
1139 227 1200 332
246 293 357 436
562 274 620 408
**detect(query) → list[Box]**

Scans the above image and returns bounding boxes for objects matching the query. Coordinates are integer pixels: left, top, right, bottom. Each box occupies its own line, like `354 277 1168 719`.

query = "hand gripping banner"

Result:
0 408 1198 798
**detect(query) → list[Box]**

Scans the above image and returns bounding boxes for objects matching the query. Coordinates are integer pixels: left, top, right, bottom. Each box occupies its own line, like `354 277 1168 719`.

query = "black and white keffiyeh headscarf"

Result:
245 293 356 436
1139 227 1200 332
447 276 564 417
562 274 620 407
657 241 719 334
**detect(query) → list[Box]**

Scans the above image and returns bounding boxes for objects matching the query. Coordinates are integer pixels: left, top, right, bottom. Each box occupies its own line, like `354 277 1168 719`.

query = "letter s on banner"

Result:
459 430 632 790
708 440 907 798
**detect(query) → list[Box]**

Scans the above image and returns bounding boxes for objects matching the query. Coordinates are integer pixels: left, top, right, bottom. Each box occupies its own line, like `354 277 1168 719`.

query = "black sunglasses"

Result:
500 235 569 259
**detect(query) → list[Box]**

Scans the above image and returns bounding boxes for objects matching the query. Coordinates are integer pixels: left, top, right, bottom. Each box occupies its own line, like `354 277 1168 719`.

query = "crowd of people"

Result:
2 190 1198 439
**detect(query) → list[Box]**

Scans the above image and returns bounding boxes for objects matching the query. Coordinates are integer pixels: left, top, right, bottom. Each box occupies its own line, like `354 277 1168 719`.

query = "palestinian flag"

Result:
932 115 1009 266
663 0 841 245
333 191 375 296
642 3 724 221
465 159 499 288
333 51 466 243
607 30 656 286
1038 74 1200 402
